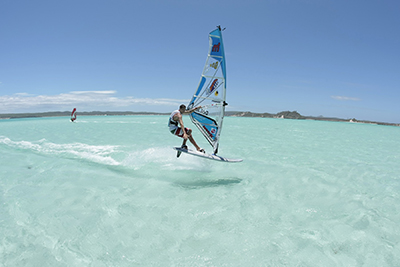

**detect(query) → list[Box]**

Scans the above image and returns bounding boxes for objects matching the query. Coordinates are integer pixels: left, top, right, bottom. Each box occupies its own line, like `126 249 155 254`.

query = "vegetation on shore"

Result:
226 111 399 126
1 110 398 127
0 111 167 119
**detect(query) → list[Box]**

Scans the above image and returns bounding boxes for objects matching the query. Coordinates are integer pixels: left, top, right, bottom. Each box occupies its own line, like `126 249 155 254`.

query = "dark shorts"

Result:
171 127 189 138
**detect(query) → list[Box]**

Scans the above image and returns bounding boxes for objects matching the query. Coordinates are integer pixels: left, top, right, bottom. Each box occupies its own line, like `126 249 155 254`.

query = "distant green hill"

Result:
226 111 399 126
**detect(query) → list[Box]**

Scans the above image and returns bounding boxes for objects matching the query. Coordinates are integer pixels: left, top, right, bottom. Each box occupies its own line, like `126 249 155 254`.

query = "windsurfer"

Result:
70 108 77 122
169 104 205 153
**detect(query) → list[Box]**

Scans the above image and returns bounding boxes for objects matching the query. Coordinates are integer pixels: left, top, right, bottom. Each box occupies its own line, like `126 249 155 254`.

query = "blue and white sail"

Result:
188 26 227 155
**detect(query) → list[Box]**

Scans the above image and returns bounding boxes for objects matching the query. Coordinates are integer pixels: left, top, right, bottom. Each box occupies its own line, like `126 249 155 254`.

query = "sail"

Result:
188 26 227 155
71 108 77 121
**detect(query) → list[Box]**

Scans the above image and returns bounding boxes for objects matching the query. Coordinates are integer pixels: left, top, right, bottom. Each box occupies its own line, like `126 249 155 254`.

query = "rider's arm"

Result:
182 106 201 114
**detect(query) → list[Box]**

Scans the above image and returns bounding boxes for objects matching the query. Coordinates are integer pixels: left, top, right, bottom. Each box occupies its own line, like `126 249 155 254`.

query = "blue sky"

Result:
1 0 399 123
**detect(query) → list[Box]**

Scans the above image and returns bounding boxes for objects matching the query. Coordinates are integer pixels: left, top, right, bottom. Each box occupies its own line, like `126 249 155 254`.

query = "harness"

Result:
168 110 180 132
168 117 178 127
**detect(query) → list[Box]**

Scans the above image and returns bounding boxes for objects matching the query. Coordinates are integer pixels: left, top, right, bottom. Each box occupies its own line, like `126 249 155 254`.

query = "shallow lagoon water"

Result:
1 115 399 266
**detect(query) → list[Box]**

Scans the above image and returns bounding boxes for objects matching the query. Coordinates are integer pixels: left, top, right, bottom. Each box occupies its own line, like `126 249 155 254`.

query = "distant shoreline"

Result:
0 111 169 119
1 110 399 127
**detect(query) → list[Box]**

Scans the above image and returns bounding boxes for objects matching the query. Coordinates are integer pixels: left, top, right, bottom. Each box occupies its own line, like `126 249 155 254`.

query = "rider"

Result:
168 104 205 153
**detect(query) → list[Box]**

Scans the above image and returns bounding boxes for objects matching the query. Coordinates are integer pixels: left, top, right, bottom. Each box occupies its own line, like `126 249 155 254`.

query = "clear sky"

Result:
1 0 399 123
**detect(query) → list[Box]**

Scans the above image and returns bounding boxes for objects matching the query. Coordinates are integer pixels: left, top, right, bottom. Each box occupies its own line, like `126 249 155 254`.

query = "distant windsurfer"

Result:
70 108 77 122
169 104 205 153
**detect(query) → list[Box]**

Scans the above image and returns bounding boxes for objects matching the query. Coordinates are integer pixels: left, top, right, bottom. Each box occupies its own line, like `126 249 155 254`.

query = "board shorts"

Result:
170 127 189 138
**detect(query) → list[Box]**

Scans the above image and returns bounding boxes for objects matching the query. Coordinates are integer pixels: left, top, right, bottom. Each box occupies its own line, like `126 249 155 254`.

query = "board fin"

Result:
177 144 187 158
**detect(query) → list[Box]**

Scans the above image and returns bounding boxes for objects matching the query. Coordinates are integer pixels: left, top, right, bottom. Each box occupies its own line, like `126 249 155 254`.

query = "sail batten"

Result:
188 26 226 155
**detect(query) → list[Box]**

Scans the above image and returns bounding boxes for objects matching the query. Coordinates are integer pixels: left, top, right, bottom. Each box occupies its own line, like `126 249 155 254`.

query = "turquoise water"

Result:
1 116 400 266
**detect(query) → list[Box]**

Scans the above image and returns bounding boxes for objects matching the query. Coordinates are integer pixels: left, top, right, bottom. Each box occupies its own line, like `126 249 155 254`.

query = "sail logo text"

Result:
212 43 220 52
203 126 215 139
